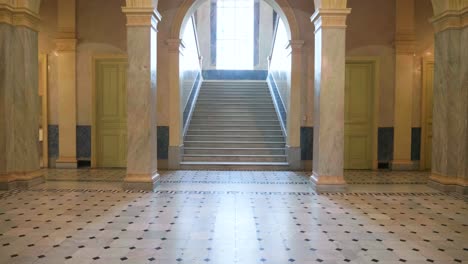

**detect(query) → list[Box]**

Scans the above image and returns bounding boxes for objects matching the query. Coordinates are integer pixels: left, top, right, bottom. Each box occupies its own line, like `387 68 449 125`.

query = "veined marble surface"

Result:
0 24 40 175
461 27 468 180
313 28 346 177
432 28 468 181
126 27 158 175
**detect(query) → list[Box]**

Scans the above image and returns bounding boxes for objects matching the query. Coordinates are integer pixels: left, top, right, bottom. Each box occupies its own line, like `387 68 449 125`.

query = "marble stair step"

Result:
179 161 290 170
196 98 273 103
184 135 285 142
183 147 286 155
198 93 270 97
191 113 278 118
183 154 287 162
195 106 276 110
186 130 284 136
189 120 280 126
184 141 286 148
188 125 282 130
194 109 277 113
191 116 279 121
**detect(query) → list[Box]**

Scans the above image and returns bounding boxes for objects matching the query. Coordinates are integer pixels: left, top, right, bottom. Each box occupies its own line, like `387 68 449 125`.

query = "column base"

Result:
56 157 78 168
0 170 45 190
168 145 183 170
123 171 160 191
390 160 418 170
310 172 347 193
287 146 301 170
428 173 468 195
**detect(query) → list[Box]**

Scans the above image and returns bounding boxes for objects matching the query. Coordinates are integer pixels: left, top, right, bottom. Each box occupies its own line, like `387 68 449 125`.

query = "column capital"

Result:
122 6 161 28
0 1 40 31
430 6 468 33
285 40 304 55
166 38 184 53
310 8 351 33
55 38 77 52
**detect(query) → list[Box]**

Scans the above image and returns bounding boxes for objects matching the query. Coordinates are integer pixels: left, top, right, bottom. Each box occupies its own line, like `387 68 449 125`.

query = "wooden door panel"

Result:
96 59 128 168
344 62 374 169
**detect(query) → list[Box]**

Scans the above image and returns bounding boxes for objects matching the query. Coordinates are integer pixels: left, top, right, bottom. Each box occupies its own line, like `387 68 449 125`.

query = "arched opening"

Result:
168 0 302 170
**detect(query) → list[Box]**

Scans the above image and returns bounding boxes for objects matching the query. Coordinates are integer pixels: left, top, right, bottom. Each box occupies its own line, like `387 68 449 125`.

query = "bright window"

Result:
216 0 254 69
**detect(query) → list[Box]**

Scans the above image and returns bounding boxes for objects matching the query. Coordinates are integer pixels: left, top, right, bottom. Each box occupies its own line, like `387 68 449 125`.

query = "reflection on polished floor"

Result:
0 170 466 264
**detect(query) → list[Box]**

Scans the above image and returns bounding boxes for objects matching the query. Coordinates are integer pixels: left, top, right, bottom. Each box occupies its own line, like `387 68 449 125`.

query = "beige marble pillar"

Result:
392 0 416 170
167 38 183 170
310 1 350 193
428 1 468 194
122 2 161 190
55 0 77 168
287 40 304 170
0 0 44 189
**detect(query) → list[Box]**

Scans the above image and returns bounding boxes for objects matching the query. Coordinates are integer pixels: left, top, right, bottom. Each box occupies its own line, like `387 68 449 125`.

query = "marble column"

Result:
287 40 304 170
428 2 468 194
0 1 43 189
167 38 183 170
310 5 351 193
122 4 161 190
55 0 78 168
392 0 416 170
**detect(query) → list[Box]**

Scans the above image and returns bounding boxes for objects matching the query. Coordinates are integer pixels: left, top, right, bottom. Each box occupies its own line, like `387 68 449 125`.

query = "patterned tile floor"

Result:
0 170 467 264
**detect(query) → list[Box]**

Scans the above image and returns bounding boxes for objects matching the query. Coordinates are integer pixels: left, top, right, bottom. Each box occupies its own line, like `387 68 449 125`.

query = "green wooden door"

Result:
96 59 127 167
344 62 374 169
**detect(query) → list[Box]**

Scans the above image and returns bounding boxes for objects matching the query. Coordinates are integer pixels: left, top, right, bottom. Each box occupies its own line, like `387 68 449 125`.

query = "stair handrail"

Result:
191 15 203 70
268 14 280 70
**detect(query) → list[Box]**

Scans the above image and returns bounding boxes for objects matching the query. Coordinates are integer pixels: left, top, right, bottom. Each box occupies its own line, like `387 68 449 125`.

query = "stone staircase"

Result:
181 80 288 170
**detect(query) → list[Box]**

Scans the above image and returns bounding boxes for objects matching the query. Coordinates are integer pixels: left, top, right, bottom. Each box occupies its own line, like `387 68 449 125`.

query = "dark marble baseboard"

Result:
157 126 169 160
300 127 313 161
411 127 421 161
378 127 394 163
47 125 170 162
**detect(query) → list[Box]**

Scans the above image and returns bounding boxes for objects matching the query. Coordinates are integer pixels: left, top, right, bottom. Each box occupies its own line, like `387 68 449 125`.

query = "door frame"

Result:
420 57 434 170
91 54 128 168
39 54 48 168
345 57 380 170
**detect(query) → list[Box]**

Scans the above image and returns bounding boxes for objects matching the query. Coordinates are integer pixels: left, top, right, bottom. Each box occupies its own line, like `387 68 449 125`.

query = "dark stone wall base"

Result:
0 175 45 190
428 180 468 195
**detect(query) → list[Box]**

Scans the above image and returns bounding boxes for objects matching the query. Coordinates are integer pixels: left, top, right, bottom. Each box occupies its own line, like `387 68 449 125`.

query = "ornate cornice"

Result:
430 6 468 33
311 8 351 33
55 38 77 52
286 40 304 55
166 38 184 53
0 2 40 31
122 7 161 29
